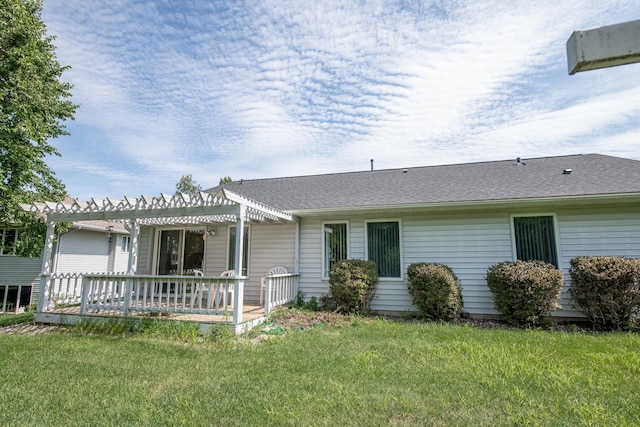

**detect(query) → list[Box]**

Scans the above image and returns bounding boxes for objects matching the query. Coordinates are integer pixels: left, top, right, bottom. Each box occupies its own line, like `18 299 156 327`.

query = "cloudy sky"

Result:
41 0 640 200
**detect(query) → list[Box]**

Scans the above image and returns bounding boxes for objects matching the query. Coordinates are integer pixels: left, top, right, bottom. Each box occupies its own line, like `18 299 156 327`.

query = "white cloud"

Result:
41 0 640 199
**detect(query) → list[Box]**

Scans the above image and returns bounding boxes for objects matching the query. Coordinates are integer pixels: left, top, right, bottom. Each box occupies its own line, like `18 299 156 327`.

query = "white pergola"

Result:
21 189 298 319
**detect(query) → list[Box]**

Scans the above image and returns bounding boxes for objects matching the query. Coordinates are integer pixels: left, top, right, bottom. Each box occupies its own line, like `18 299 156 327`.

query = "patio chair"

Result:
218 269 235 309
260 266 288 306
191 269 205 307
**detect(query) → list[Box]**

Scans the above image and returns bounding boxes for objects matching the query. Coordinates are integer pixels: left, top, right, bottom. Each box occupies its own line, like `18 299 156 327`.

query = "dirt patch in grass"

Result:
267 308 364 330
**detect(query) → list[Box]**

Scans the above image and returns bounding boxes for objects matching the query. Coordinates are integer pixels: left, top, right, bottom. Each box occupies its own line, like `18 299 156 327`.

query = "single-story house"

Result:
0 220 129 313
21 153 640 329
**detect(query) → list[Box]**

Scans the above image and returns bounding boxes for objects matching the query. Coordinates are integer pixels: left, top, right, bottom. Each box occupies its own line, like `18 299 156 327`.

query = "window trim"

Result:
364 219 403 280
322 221 349 279
227 225 250 277
509 213 561 268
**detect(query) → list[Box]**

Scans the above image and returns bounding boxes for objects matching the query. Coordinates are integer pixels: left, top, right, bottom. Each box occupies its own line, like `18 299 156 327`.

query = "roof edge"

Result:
286 192 640 215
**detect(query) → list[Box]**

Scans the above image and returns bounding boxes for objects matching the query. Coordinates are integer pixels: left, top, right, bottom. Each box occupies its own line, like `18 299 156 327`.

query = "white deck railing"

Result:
49 272 120 306
39 272 298 322
264 273 299 314
80 274 238 317
0 284 29 314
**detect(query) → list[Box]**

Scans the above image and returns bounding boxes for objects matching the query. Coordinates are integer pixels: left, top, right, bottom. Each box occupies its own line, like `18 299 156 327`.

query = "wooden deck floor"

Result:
45 304 266 325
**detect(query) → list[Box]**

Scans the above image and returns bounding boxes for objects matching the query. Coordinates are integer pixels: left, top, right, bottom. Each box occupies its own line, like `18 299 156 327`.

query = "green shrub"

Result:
486 260 563 327
292 291 319 311
569 256 640 331
407 263 463 321
328 259 379 314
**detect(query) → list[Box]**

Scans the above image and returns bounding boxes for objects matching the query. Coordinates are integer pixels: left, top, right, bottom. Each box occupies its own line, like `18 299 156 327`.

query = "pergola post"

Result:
37 220 56 312
125 219 139 275
232 205 246 324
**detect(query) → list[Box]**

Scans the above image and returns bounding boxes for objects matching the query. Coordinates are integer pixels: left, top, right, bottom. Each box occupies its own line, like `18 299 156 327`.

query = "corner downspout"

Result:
294 220 300 275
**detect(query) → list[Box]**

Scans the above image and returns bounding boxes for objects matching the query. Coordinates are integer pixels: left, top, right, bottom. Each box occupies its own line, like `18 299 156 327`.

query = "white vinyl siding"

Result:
136 226 154 274
299 213 514 314
245 223 296 303
113 235 130 272
555 207 640 317
202 223 297 304
403 213 513 316
298 217 327 298
55 230 110 273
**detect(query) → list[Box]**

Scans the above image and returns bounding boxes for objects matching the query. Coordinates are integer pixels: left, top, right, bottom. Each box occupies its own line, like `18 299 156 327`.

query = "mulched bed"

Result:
266 308 603 334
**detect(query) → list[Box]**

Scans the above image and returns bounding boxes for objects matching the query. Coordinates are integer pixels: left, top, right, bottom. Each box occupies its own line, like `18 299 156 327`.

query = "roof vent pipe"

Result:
370 159 374 171
516 157 526 166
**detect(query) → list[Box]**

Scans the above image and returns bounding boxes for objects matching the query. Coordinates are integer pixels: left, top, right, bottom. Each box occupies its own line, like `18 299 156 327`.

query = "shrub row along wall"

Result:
326 256 639 330
407 257 639 330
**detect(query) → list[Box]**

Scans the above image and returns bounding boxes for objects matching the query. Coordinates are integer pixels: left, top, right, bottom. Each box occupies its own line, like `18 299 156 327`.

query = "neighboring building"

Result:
0 220 128 313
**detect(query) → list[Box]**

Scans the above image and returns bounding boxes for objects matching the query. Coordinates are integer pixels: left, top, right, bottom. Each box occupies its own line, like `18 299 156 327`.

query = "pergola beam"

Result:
43 205 239 223
20 191 296 225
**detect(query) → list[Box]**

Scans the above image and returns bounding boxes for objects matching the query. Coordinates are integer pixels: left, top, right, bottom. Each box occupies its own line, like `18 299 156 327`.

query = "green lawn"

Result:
0 318 638 426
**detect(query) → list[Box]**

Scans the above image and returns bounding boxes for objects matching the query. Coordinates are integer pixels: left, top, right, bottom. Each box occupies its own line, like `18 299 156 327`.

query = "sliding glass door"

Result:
157 229 205 275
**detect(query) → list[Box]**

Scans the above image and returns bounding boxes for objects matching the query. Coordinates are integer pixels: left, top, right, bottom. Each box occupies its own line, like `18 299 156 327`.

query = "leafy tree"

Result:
219 176 232 185
175 174 202 195
1 0 78 257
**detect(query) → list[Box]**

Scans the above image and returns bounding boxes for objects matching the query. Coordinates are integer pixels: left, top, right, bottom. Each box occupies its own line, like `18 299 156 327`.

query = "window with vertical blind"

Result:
512 215 558 268
323 222 348 277
228 226 249 276
366 221 401 278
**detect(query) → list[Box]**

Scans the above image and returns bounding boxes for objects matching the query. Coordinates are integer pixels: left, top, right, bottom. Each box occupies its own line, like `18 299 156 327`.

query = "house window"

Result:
228 226 249 276
512 215 558 268
121 236 131 252
324 222 348 277
366 221 401 278
0 229 18 256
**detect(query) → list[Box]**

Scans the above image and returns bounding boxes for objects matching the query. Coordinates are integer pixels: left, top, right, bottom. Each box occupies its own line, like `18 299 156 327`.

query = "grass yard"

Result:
0 315 639 426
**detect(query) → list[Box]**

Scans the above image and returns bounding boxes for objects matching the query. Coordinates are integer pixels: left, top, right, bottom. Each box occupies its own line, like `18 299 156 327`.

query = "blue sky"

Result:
42 0 640 200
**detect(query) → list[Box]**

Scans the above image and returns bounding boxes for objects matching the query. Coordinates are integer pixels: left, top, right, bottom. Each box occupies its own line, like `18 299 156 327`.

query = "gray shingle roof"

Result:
208 154 640 212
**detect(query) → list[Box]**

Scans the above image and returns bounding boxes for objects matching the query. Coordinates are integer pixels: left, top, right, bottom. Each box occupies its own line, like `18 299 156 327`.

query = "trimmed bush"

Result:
328 259 379 313
569 256 640 331
407 263 463 321
486 260 563 327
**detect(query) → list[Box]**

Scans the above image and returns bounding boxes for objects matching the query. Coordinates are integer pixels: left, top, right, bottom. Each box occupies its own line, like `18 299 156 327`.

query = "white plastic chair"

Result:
218 269 235 309
191 269 204 307
261 266 288 306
